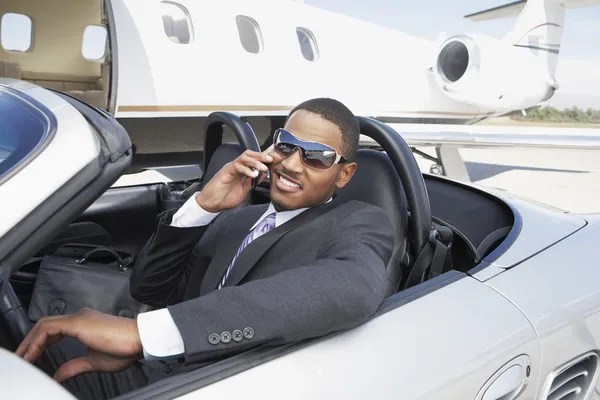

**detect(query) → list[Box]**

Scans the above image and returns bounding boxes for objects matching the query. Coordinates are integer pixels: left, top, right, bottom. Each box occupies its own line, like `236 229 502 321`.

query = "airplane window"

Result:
0 13 33 53
160 1 194 44
296 28 319 62
236 15 263 54
82 25 108 61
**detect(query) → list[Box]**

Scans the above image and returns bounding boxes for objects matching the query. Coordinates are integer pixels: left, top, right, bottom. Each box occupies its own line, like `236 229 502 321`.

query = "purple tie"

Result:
218 213 276 289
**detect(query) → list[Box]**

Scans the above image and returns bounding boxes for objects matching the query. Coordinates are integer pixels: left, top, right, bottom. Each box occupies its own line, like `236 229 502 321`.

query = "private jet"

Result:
1 0 599 168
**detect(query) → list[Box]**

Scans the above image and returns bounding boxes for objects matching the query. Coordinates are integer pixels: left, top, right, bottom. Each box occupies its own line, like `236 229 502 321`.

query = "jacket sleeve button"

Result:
243 327 254 339
232 329 243 342
221 331 232 343
208 333 221 345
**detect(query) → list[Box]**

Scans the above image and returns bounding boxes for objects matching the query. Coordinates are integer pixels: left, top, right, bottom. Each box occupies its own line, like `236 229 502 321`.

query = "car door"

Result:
1 81 138 313
65 177 199 258
11 171 198 311
0 79 133 348
123 272 541 400
50 183 164 258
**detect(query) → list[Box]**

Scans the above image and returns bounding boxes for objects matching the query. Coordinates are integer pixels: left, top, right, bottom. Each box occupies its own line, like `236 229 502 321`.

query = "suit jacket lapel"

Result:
199 205 268 295
221 200 338 288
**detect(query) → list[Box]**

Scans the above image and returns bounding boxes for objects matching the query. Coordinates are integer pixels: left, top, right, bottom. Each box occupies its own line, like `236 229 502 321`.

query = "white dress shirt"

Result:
138 192 317 360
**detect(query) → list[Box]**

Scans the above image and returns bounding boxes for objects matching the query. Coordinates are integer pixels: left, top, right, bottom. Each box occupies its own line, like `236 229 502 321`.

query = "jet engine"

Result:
433 34 558 112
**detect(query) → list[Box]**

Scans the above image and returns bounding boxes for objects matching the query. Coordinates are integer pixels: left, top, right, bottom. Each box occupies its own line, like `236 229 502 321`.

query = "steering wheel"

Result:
357 117 432 274
0 274 33 349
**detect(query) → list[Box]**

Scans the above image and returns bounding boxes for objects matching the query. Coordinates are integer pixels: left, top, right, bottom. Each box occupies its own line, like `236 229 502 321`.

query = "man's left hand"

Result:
16 308 144 382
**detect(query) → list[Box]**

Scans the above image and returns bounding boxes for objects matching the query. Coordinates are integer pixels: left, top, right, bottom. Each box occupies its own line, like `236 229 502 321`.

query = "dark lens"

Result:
275 142 295 156
274 130 294 157
303 149 336 169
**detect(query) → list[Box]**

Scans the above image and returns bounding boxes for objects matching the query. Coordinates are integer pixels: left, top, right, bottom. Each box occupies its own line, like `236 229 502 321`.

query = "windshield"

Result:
0 93 49 182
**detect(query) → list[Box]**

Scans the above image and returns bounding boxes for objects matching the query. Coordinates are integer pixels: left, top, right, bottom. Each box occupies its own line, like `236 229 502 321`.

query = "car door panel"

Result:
34 221 112 256
10 183 164 308
74 184 162 256
10 181 192 303
177 275 541 400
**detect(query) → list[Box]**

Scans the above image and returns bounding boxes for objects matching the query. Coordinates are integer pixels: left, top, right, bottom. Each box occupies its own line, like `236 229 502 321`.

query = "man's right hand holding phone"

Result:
195 145 274 213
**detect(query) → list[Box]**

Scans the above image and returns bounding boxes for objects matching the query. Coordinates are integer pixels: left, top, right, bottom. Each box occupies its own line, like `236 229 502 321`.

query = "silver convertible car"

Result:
1 78 600 400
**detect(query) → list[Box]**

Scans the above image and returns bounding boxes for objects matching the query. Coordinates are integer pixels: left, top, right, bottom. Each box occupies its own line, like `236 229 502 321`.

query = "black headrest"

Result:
334 149 408 292
336 150 406 229
200 143 244 188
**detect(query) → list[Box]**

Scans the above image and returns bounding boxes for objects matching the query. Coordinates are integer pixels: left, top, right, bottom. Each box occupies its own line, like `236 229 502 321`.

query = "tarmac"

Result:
414 146 600 214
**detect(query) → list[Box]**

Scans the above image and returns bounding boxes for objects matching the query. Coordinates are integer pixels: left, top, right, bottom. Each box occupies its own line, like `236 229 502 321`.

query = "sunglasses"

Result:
272 128 348 170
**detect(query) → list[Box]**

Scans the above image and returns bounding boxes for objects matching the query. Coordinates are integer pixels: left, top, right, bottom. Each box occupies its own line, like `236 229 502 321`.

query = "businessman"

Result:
16 97 395 399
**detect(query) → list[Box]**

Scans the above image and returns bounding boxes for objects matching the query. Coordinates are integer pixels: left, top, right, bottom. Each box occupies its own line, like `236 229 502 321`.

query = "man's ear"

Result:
335 162 357 189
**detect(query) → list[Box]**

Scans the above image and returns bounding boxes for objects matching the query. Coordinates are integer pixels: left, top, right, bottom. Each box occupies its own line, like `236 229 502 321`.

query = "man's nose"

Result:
281 148 304 173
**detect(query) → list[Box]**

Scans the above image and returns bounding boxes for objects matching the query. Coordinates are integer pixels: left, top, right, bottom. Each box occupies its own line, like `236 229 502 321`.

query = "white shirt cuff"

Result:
137 308 185 360
170 191 220 228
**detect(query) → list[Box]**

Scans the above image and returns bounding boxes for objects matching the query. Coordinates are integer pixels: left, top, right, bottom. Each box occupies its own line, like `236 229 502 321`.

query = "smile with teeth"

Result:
278 174 301 189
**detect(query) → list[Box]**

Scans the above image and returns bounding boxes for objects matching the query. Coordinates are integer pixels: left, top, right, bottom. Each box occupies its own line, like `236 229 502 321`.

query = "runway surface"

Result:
113 129 600 215
414 146 600 214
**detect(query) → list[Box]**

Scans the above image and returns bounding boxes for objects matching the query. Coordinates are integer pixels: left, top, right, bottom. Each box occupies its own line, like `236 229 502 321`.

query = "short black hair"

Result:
285 97 360 161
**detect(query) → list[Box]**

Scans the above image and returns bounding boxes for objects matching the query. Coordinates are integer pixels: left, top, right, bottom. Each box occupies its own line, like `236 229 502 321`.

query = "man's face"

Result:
268 110 357 211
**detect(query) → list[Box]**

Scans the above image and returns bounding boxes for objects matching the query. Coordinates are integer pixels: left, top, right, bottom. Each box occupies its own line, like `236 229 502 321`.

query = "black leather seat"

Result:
334 149 408 295
200 143 245 189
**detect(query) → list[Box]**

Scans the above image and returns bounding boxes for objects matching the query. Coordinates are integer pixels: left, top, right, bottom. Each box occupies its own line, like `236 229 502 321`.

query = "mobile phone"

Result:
252 170 263 189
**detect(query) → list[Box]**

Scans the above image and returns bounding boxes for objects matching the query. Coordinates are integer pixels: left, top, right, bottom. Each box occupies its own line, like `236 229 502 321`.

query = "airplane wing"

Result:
359 122 600 182
465 0 600 21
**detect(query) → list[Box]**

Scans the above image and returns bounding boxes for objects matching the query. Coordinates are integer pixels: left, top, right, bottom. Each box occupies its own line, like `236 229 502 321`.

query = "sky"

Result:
307 0 600 109
1 0 599 109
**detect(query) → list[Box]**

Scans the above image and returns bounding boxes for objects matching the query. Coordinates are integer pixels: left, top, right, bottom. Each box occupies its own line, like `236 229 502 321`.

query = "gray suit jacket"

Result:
131 197 394 369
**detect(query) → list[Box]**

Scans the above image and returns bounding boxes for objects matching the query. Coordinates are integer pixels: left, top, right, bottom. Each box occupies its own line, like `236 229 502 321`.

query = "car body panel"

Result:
485 216 600 399
0 347 75 399
471 189 586 281
73 184 165 256
0 78 101 240
169 276 540 400
423 175 588 281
